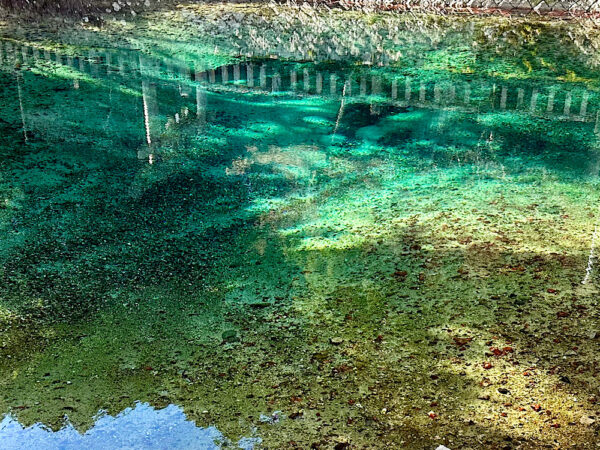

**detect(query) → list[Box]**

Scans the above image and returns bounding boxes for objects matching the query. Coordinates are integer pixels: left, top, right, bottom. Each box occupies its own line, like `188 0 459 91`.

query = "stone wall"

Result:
0 0 599 18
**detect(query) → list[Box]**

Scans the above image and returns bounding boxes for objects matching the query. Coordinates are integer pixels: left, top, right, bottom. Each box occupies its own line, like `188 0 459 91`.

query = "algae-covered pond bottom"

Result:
0 5 600 448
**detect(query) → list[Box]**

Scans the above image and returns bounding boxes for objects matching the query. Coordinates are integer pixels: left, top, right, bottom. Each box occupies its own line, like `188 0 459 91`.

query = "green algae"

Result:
0 4 600 449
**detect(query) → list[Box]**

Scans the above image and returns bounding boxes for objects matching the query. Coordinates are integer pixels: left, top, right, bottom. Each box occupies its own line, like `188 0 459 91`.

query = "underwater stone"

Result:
221 330 239 343
580 416 595 426
259 411 282 424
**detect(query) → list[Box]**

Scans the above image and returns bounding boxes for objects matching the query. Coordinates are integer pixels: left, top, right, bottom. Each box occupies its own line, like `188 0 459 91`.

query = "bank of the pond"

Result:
2 0 600 21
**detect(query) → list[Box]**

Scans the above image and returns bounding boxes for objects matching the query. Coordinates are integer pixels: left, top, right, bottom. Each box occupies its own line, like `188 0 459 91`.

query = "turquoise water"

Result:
0 6 600 448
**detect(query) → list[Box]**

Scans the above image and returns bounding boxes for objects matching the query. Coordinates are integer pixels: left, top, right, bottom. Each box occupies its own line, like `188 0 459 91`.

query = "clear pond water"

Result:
0 6 599 449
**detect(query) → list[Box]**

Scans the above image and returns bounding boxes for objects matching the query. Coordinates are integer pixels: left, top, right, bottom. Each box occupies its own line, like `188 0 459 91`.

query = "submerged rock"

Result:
330 337 344 345
580 416 595 426
259 411 283 424
221 330 239 343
